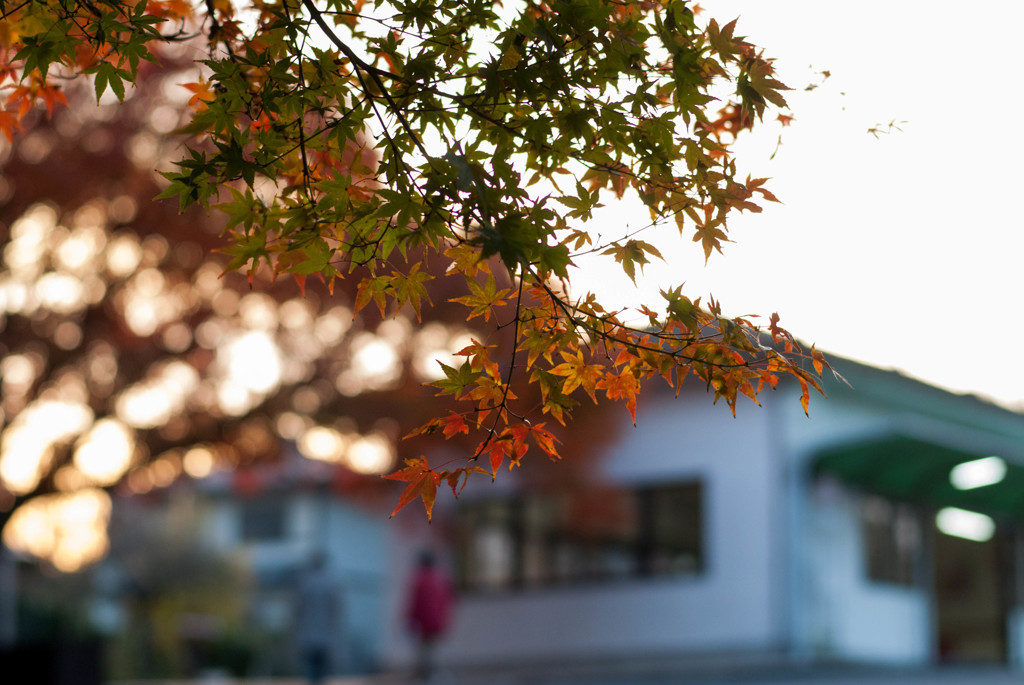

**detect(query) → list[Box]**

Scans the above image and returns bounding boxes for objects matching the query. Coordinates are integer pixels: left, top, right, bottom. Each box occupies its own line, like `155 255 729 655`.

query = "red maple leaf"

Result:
382 457 441 520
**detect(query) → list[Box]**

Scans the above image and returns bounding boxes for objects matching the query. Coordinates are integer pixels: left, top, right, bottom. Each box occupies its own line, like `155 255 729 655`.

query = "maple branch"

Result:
429 85 709 207
318 10 469 48
470 268 527 462
0 1 31 20
204 0 237 58
301 0 400 82
303 0 448 242
282 0 314 204
301 1 418 150
525 270 785 374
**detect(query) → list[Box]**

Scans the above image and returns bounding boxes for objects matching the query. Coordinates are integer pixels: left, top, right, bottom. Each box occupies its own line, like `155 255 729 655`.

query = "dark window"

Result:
640 482 703 575
240 498 287 542
861 495 921 586
454 481 703 591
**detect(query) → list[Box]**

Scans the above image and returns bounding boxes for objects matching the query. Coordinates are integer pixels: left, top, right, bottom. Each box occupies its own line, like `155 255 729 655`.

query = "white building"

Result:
379 355 1024 671
193 354 1024 675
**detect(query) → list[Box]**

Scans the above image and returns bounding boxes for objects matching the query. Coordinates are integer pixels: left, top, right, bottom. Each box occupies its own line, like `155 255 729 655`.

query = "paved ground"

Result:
122 663 1024 685
431 665 1024 685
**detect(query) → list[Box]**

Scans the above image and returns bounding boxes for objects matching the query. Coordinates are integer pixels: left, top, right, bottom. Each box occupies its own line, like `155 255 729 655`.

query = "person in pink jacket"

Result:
406 551 454 680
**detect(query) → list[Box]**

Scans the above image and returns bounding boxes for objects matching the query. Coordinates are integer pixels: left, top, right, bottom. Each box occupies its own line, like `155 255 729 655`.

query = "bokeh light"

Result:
2 488 112 573
346 433 395 475
0 399 94 494
0 122 479 574
73 418 136 486
297 426 348 463
183 446 216 479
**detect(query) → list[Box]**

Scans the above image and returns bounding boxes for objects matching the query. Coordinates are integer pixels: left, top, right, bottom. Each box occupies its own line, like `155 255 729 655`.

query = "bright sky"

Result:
573 1 1024 409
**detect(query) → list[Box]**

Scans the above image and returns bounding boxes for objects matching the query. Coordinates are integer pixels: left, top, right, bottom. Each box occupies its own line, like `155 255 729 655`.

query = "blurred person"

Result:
296 551 342 685
406 551 454 681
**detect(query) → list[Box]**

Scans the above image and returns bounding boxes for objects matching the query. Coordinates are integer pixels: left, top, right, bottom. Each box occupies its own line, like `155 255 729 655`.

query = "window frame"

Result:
454 480 705 593
860 494 923 587
239 496 288 543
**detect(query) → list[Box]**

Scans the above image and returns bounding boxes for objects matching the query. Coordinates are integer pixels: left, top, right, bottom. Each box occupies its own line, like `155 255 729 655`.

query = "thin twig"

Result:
470 266 527 461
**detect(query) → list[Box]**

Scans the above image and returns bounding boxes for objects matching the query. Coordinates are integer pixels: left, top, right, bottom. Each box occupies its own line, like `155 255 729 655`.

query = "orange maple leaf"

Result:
481 438 511 475
249 111 273 132
38 85 67 117
182 80 216 111
0 109 22 143
505 425 530 467
596 369 640 424
7 84 35 118
147 0 194 19
382 457 441 520
549 350 604 402
529 424 560 459
441 412 469 439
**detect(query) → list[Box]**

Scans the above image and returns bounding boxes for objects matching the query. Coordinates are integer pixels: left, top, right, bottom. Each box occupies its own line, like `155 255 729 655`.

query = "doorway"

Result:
933 525 1013 663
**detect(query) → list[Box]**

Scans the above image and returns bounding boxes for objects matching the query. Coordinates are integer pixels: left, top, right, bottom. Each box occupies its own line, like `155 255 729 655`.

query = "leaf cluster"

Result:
0 0 830 519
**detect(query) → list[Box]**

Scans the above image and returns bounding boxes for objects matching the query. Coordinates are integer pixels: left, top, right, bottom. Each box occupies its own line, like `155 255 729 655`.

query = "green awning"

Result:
814 435 1024 519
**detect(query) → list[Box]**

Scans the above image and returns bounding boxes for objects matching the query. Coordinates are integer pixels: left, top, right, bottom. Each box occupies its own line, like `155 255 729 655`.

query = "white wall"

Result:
1007 607 1024 669
434 390 786 665
776 389 912 660
203 490 391 672
801 478 930 664
323 501 390 672
381 368 990 669
779 383 935 665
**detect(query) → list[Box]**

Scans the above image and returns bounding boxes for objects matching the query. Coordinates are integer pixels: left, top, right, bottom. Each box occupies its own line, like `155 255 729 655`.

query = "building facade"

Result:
178 355 1024 675
377 356 1024 671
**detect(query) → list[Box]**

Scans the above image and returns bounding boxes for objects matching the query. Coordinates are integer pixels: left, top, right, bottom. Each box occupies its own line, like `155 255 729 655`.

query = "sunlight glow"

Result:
221 330 283 394
55 224 106 273
122 268 190 336
0 400 94 494
54 321 84 350
183 446 216 479
0 277 31 314
314 306 352 345
239 293 279 330
86 343 119 387
150 457 179 487
73 418 136 486
115 361 199 428
2 488 111 572
352 334 400 378
346 433 394 474
54 465 90 492
275 412 309 440
5 204 57 279
336 332 401 395
216 382 254 416
297 426 348 463
1 353 39 394
192 262 225 300
36 271 87 313
413 327 475 381
279 298 315 330
105 234 143 277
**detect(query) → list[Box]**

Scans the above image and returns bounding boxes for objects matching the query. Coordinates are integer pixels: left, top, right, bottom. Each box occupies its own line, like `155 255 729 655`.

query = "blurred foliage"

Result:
1 0 829 521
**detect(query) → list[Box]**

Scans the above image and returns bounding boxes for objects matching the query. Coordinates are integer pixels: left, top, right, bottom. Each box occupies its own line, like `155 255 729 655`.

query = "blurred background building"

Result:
4 45 1024 684
407 359 1024 672
0 50 476 680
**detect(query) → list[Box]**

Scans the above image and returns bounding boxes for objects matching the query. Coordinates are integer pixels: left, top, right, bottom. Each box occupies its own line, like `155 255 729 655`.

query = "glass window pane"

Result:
454 481 704 591
862 494 920 586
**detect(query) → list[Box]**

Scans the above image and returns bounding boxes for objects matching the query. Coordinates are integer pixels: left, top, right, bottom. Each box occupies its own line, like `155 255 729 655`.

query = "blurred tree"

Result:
1 1 831 519
103 497 254 678
0 53 565 569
